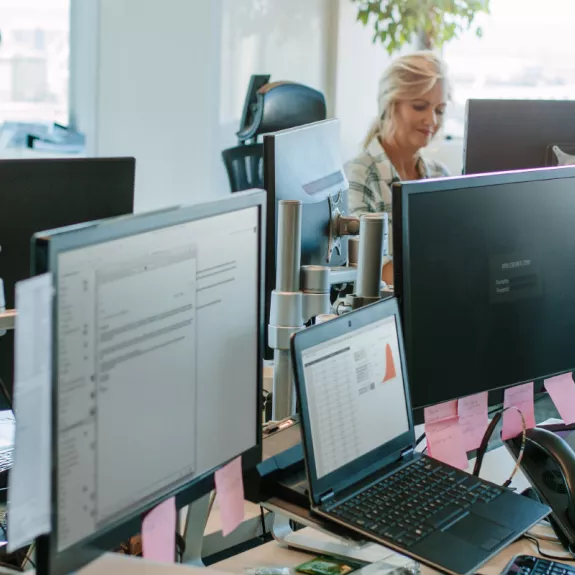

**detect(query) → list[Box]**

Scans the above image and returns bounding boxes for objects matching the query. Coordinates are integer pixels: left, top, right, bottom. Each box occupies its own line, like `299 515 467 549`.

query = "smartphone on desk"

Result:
501 554 574 575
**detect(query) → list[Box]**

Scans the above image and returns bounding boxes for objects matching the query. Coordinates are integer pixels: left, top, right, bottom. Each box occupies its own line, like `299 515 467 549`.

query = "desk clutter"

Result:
0 98 575 575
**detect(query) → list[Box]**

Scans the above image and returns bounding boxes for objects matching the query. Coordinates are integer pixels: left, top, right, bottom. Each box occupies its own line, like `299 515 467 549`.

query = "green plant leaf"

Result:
355 0 490 52
357 9 370 25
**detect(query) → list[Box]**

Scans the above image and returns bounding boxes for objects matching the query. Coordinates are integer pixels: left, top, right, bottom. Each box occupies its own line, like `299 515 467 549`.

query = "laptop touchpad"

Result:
445 514 513 550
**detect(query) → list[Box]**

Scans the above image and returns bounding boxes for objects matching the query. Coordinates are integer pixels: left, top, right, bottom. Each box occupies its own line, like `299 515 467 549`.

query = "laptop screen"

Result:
301 315 410 479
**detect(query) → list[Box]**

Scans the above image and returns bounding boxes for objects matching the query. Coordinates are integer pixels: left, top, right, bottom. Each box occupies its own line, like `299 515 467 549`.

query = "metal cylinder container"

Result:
355 213 387 300
275 200 302 292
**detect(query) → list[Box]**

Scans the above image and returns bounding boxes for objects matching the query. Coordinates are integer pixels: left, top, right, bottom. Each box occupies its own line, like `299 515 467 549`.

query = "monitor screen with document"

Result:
32 190 265 575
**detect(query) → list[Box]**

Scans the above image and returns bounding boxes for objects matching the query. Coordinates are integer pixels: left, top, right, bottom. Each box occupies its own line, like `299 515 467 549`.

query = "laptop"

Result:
291 297 550 575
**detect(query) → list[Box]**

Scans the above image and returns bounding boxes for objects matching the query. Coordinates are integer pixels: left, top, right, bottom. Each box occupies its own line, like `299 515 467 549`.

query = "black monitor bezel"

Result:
33 190 266 575
393 165 575 411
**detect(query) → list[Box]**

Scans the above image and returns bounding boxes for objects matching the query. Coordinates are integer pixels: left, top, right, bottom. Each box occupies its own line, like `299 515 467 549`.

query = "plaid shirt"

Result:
345 137 449 263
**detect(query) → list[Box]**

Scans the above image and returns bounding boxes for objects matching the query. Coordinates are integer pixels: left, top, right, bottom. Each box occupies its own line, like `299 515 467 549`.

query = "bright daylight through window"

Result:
442 0 575 138
0 0 69 124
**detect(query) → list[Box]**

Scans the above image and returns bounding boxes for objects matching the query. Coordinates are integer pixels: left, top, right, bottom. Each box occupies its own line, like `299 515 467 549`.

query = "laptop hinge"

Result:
401 447 415 459
319 489 335 504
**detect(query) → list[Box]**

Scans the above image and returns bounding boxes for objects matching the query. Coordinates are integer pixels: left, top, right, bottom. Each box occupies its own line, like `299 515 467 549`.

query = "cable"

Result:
524 534 575 562
415 432 426 448
472 405 527 488
259 506 267 541
527 530 561 543
22 549 35 570
175 533 185 563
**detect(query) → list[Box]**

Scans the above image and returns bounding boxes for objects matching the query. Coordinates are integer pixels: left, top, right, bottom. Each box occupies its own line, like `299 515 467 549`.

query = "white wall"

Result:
217 0 335 192
70 0 334 212
71 0 223 212
70 0 461 207
334 0 392 162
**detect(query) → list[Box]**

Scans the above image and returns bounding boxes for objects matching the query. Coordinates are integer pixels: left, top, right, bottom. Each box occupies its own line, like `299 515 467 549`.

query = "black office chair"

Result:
222 77 327 192
221 143 264 192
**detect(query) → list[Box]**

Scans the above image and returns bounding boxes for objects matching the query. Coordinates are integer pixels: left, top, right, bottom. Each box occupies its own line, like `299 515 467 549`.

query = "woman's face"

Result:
391 81 447 152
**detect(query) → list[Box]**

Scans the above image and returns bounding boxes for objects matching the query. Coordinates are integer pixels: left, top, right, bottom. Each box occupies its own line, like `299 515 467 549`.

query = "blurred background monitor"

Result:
263 119 350 359
463 99 575 174
0 156 136 409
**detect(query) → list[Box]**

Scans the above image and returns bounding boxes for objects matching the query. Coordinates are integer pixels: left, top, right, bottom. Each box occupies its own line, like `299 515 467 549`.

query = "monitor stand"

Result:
263 500 402 565
180 493 212 566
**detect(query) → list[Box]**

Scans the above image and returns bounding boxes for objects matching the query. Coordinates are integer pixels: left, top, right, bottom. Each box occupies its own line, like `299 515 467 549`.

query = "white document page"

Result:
0 411 15 449
8 273 53 551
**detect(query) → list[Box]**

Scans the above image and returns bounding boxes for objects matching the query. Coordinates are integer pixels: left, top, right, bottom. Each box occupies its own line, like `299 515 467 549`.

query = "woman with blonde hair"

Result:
345 50 450 284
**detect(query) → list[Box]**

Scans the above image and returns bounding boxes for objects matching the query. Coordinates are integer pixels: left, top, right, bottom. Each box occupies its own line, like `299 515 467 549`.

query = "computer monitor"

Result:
393 166 575 412
463 99 575 175
0 157 136 408
32 190 265 575
263 118 350 358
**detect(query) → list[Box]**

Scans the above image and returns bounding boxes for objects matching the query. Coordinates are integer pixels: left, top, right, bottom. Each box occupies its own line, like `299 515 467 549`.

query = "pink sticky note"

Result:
142 497 176 563
425 418 468 470
458 392 489 452
215 456 245 536
545 373 575 425
424 400 458 424
502 382 536 440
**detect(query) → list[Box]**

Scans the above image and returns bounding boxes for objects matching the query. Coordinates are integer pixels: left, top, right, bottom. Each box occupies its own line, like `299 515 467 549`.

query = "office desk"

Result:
215 420 568 575
77 553 230 575
212 527 568 575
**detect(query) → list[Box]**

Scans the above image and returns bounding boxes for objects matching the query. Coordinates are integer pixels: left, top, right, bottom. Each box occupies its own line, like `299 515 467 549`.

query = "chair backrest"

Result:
221 143 264 192
236 82 326 143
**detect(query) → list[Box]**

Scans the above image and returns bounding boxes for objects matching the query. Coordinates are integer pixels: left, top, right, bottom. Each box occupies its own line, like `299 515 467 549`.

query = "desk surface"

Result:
16 524 569 575
212 527 569 575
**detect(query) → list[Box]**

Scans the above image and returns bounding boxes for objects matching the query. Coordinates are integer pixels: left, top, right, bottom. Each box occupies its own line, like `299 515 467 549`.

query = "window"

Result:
0 0 70 124
442 0 574 138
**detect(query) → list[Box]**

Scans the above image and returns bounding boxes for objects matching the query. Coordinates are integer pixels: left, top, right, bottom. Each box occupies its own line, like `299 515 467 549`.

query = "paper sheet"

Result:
545 373 575 425
214 456 245 536
0 410 15 449
502 382 536 440
423 399 458 424
458 392 489 452
142 497 176 563
8 274 53 551
425 418 468 470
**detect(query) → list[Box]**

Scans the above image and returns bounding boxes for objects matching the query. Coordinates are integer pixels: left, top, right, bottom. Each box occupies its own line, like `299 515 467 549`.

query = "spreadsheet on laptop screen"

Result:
301 316 410 479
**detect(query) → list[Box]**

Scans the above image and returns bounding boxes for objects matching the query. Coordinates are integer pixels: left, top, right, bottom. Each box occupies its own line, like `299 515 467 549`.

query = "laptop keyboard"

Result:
328 457 503 549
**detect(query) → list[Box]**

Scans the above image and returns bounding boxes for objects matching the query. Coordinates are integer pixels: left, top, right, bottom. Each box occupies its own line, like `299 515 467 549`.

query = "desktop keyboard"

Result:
501 555 575 575
329 457 503 549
